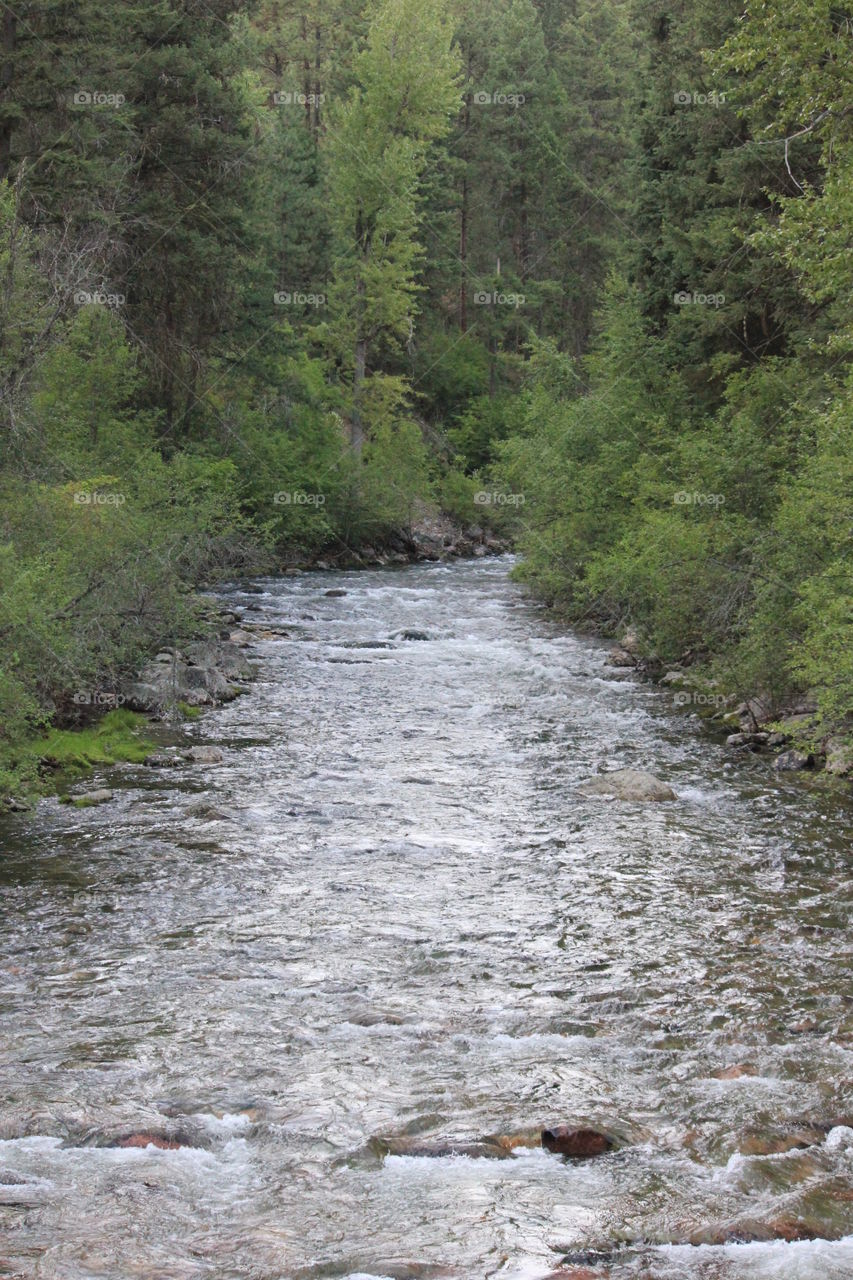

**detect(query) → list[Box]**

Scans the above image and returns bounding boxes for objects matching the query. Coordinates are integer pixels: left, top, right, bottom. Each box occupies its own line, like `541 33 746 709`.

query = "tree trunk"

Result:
0 10 17 183
458 81 471 331
351 271 367 453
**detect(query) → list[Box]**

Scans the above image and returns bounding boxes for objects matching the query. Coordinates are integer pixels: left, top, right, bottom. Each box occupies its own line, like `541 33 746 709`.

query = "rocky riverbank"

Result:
123 514 511 714
281 512 511 572
604 629 853 782
0 523 510 812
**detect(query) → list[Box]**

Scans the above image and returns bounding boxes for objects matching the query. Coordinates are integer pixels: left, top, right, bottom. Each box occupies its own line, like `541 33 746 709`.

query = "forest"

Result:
0 0 851 792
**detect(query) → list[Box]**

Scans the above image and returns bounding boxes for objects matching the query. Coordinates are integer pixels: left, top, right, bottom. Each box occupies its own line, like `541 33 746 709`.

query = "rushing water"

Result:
1 557 852 1280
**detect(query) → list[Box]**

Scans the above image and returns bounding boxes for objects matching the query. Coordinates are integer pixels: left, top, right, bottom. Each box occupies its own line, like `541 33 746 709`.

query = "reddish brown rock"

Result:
766 1215 827 1242
116 1132 184 1150
541 1126 615 1158
488 1129 541 1151
713 1063 755 1080
689 1216 831 1246
688 1223 775 1246
739 1129 823 1156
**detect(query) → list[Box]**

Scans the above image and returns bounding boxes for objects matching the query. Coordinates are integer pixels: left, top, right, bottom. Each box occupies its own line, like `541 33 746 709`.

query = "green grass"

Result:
0 709 154 804
177 700 202 720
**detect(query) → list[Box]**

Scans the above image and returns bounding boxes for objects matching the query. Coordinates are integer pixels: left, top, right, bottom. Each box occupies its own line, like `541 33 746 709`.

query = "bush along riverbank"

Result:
602 630 853 784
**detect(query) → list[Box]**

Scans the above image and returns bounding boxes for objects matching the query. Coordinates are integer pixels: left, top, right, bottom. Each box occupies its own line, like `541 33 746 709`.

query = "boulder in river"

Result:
144 751 182 768
605 646 635 668
68 788 114 807
541 1126 615 1158
576 769 676 802
185 801 230 821
182 745 224 764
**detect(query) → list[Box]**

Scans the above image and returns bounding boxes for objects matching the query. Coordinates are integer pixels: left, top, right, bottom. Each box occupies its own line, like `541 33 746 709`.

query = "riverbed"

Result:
1 557 851 1278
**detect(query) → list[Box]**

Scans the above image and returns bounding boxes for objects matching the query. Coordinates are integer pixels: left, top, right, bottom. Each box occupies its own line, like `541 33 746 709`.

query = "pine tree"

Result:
322 0 462 450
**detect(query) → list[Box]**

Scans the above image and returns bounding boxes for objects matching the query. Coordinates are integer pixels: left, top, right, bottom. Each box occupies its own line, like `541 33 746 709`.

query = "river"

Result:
1 557 851 1279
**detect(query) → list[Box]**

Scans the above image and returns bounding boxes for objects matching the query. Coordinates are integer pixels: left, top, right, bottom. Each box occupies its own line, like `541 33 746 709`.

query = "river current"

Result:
1 557 851 1278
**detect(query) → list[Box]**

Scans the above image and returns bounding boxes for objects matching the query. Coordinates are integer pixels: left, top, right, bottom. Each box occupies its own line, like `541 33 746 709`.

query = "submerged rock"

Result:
324 589 348 598
576 769 676 802
690 1215 834 1245
185 801 230 821
739 1128 824 1156
114 1132 186 1151
484 1129 542 1151
712 1063 755 1080
371 1135 511 1160
541 1126 615 1158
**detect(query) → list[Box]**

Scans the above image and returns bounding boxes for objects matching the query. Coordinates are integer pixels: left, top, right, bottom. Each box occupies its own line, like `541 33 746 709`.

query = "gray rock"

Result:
325 588 348 597
124 637 253 713
71 789 114 807
183 746 224 764
3 796 31 812
144 752 182 768
577 769 676 802
621 628 640 655
774 749 811 772
606 647 635 668
186 801 230 821
727 731 769 749
184 640 253 682
825 739 853 777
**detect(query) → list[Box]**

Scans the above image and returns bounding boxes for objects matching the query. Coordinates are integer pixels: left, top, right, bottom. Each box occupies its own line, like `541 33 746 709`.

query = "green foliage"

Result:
0 710 152 800
0 0 850 790
495 0 852 732
323 0 463 446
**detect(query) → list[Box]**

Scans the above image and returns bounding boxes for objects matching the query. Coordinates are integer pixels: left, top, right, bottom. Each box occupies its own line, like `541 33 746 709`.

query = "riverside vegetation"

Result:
0 0 850 800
